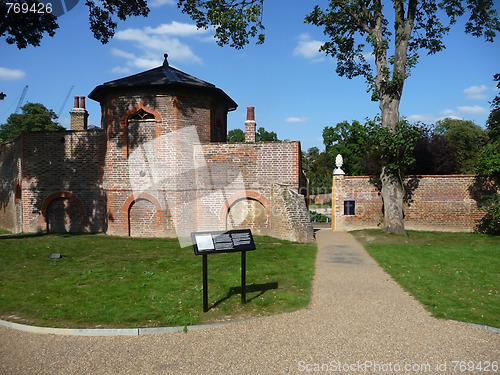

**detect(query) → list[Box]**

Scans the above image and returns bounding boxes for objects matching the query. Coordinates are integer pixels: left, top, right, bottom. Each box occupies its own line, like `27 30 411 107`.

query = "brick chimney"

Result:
70 96 88 130
245 106 256 143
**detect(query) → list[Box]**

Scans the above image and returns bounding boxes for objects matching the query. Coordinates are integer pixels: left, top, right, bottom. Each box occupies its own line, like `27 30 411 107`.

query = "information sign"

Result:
191 229 256 312
192 229 256 255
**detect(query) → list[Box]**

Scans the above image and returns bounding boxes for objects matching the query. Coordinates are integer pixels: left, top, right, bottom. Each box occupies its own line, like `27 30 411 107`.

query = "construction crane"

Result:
57 85 74 118
15 85 28 113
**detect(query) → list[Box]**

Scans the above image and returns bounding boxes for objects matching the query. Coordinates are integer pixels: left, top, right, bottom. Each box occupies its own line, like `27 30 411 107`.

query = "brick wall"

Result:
333 175 488 232
0 86 312 243
7 131 106 233
0 136 23 232
269 184 315 242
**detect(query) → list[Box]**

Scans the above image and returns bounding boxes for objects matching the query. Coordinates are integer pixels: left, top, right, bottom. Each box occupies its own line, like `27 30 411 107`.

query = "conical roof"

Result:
89 54 237 110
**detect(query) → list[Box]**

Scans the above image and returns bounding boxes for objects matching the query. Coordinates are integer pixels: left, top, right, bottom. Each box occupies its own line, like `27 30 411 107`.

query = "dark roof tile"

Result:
88 54 237 110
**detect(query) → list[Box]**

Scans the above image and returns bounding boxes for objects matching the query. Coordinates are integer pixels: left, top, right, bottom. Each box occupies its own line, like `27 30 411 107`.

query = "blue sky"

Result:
1 0 499 151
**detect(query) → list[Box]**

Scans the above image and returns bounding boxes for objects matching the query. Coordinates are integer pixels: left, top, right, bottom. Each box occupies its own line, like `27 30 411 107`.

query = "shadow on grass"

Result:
0 232 97 240
210 282 279 310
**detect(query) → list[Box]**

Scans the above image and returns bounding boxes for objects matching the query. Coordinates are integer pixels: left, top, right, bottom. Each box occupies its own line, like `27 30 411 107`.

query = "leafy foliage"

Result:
256 126 278 141
0 103 65 143
475 73 500 234
410 129 457 175
0 0 149 48
323 120 373 176
367 118 424 182
227 126 278 142
309 210 329 223
0 1 59 48
227 128 245 142
177 0 265 49
305 1 500 102
302 147 332 194
85 0 150 44
434 118 487 174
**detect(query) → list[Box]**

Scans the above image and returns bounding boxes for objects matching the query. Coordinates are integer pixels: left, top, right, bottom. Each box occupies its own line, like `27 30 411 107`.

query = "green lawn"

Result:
352 230 500 328
0 233 317 328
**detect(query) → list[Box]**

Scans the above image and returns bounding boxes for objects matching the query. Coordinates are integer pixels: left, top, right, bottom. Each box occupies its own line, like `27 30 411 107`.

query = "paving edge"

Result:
0 316 498 337
466 322 500 334
0 318 242 336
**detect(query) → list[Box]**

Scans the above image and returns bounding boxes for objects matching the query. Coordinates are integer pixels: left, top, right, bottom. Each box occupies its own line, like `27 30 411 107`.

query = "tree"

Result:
434 118 487 174
227 128 245 142
1 0 149 48
410 129 457 175
1 0 264 49
302 147 333 195
227 126 279 142
177 0 265 49
367 117 424 181
0 103 65 143
256 126 278 141
304 1 499 233
476 74 500 234
323 120 372 176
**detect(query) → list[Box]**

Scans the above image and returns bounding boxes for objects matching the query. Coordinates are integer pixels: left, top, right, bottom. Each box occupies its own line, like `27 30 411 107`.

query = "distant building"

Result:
0 54 314 243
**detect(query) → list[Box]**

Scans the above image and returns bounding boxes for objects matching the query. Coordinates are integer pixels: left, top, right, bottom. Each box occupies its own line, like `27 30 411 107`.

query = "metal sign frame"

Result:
191 229 256 312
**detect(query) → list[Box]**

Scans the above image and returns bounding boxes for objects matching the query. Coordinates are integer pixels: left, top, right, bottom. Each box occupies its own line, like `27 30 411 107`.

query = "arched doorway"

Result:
46 197 82 233
227 198 268 234
128 198 158 237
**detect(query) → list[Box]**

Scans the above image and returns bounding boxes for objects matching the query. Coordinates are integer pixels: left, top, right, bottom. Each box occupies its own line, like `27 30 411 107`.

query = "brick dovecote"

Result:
0 58 314 243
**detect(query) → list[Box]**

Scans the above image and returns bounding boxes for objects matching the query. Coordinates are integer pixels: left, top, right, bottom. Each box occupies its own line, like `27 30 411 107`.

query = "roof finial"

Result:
163 53 169 67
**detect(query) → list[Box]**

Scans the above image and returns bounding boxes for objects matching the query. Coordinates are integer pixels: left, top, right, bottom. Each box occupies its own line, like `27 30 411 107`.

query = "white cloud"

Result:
0 67 26 80
456 105 489 115
293 33 324 60
112 21 209 71
407 105 489 124
441 109 457 117
145 21 209 37
148 0 175 7
110 48 160 72
463 84 489 100
110 48 135 60
285 117 308 123
111 66 132 74
362 51 375 61
406 114 437 123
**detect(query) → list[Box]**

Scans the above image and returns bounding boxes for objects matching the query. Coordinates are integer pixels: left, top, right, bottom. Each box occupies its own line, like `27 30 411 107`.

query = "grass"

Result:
0 233 317 329
352 230 500 328
0 228 11 235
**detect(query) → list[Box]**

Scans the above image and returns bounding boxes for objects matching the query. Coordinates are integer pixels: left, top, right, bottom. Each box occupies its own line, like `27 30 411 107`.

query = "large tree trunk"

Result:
372 0 414 234
379 96 406 234
380 166 405 234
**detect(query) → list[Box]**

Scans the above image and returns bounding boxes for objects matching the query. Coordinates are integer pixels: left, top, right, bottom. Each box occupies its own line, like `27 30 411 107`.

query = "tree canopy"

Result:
433 118 487 174
0 103 64 143
227 128 245 142
227 126 279 142
1 0 266 49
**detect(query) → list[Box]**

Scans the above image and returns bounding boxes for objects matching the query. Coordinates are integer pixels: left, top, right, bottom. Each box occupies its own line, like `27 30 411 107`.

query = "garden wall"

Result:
333 175 486 232
0 136 23 233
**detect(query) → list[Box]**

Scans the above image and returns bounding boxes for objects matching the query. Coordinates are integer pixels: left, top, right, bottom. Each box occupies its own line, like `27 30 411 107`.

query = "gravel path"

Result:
0 230 498 374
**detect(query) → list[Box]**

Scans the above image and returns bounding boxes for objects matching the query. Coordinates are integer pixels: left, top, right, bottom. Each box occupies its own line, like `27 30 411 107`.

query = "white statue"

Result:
335 154 343 169
333 154 345 175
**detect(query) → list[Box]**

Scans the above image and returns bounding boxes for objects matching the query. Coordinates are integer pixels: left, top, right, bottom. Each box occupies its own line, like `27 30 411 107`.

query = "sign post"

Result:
191 229 256 312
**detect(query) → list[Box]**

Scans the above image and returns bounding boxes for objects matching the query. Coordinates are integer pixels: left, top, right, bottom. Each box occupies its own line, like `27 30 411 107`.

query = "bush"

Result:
309 210 329 223
478 192 500 235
